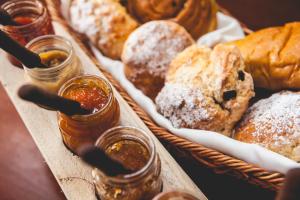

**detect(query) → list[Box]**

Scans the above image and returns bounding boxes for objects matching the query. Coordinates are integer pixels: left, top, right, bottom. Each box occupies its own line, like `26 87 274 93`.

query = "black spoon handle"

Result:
79 145 133 177
276 168 300 200
18 84 91 116
0 8 19 26
0 30 47 68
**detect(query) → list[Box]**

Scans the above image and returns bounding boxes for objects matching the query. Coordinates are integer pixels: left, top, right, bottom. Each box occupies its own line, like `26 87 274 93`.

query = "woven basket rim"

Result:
45 0 284 191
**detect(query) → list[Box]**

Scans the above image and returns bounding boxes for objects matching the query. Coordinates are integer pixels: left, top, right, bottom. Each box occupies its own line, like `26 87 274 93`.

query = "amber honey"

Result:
93 126 162 200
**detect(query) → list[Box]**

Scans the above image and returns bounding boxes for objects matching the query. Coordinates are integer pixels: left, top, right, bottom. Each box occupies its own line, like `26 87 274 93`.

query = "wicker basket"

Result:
45 0 285 191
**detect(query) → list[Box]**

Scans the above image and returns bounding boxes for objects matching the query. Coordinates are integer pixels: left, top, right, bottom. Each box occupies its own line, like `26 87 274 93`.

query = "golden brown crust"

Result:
234 91 300 161
70 0 139 59
230 22 300 91
125 0 218 39
122 20 195 100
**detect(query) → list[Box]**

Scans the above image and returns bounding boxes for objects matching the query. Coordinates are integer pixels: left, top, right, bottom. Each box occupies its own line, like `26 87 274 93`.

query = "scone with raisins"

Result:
155 44 254 136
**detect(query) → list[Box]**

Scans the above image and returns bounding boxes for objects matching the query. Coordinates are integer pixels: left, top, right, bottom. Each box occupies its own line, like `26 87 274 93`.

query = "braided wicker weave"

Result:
45 0 285 191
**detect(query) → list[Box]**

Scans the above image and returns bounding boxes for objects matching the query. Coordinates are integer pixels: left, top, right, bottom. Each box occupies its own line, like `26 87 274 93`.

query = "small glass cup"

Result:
153 191 200 200
57 75 120 154
1 0 54 67
92 126 162 200
24 35 83 93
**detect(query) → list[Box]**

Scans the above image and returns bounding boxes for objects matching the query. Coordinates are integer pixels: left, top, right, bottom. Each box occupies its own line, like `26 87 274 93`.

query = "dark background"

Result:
1 0 300 199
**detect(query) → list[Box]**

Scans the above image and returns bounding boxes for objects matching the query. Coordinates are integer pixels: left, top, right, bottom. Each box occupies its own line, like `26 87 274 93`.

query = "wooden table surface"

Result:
1 1 300 200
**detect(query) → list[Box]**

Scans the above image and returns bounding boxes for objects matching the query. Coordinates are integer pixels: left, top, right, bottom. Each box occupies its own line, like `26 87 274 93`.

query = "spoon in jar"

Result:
0 8 19 26
18 84 91 116
0 29 47 68
78 144 133 176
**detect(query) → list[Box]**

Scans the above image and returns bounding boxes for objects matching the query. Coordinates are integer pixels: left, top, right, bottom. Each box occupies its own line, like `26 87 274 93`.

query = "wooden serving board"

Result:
0 21 207 200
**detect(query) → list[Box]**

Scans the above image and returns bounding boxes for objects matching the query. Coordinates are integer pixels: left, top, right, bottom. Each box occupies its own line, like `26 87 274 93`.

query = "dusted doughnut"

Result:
122 20 194 100
235 91 300 162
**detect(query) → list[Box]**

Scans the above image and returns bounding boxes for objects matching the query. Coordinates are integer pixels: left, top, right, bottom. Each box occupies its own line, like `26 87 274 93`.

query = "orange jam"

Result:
64 86 109 114
14 15 36 25
58 75 120 154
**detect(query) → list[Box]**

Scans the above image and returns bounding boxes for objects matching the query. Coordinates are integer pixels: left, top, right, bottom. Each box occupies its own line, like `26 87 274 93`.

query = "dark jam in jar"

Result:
1 0 54 67
58 75 120 154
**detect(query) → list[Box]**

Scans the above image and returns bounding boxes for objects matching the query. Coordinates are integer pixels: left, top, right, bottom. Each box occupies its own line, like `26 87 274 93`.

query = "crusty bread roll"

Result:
70 0 139 59
156 44 254 135
230 22 300 91
234 91 300 162
122 20 194 100
124 0 218 39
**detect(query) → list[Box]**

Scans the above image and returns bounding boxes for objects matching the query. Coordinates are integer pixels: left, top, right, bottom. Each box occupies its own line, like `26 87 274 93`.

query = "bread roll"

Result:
230 22 300 91
70 0 139 59
156 44 254 135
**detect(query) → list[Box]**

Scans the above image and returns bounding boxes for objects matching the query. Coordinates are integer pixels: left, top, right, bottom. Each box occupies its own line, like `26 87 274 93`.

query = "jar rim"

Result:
58 75 114 118
24 35 74 72
1 0 46 30
152 190 200 200
94 126 157 184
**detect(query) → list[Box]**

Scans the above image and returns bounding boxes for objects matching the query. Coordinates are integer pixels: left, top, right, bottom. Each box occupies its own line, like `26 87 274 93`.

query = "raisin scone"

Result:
155 44 254 136
69 0 139 59
122 20 195 100
234 91 300 161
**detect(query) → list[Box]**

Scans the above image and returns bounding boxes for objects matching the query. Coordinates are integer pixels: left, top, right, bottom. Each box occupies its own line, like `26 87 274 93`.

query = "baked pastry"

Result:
122 20 194 99
234 91 300 162
155 44 254 136
69 0 139 59
229 22 300 91
124 0 218 39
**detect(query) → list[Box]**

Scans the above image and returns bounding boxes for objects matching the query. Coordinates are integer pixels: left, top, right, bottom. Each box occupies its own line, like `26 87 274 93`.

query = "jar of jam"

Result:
24 35 83 93
58 75 120 153
153 191 200 200
0 0 54 67
93 126 162 200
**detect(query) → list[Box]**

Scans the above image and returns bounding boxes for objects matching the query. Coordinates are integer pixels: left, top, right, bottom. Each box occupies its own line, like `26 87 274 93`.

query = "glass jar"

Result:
93 126 162 200
24 35 83 93
1 0 54 67
153 191 200 200
58 75 120 154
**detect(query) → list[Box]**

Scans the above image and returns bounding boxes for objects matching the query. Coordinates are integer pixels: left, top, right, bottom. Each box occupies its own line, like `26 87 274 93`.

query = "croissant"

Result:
124 0 217 39
230 22 300 91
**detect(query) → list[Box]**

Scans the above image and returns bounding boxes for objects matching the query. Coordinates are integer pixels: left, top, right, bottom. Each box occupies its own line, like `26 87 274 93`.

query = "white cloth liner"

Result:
61 2 300 174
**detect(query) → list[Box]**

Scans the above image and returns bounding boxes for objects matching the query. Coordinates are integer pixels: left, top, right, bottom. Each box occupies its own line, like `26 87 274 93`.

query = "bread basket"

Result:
45 0 284 191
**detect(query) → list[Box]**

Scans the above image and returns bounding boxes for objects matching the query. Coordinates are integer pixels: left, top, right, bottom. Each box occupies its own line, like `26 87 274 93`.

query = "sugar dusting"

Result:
242 91 300 147
123 21 194 77
70 0 134 46
155 83 212 128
